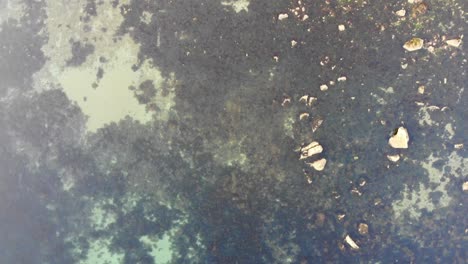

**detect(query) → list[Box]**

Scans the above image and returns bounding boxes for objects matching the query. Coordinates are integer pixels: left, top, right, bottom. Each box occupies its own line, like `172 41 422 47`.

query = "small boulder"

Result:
389 127 409 149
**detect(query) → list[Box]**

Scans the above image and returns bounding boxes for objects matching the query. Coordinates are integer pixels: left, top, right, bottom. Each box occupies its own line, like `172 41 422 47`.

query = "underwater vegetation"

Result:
0 0 466 263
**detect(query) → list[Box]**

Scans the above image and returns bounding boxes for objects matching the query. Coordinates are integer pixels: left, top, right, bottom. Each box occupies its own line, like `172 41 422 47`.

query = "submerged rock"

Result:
358 223 369 235
387 154 400 162
344 235 360 250
403 38 424 51
389 127 409 149
446 38 462 48
307 158 327 171
299 141 323 160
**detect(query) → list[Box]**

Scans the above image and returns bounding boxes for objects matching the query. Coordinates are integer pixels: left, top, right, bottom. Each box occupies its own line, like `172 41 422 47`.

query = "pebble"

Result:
320 84 328 91
291 40 298 47
358 223 369 235
418 85 425 94
387 154 400 162
337 76 347 82
278 13 289 20
454 143 464 149
299 113 309 120
395 9 406 17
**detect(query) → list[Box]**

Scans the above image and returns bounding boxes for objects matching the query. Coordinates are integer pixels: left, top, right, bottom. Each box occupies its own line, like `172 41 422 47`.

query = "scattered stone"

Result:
358 223 369 235
338 243 346 252
337 213 346 221
299 112 309 120
358 177 367 187
387 154 400 162
291 40 298 47
373 198 383 206
395 9 406 17
311 118 323 133
441 106 450 111
307 158 327 171
403 38 424 51
389 127 409 149
446 38 462 48
299 142 323 160
281 96 291 106
427 105 440 111
418 85 425 94
344 235 360 250
308 96 317 107
278 13 288 20
463 181 468 192
338 24 346 31
299 95 317 106
350 187 362 196
337 76 347 82
411 2 429 18
320 84 328 91
454 143 464 149
273 55 279 62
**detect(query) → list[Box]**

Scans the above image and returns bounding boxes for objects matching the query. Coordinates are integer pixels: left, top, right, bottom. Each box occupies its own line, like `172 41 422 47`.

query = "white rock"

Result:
308 158 327 171
338 24 346 31
299 95 309 103
278 13 288 20
418 85 425 94
299 113 309 120
454 143 464 149
389 127 409 149
291 40 298 47
446 38 462 48
395 9 406 17
344 235 359 249
320 84 328 91
463 181 468 192
387 154 400 162
307 96 317 107
300 142 323 160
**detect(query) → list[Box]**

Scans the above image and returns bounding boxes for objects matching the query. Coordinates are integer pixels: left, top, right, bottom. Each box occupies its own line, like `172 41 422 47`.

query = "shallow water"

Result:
0 0 466 263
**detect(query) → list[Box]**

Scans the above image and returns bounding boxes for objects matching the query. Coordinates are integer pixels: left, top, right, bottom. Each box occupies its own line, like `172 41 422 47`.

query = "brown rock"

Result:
358 223 369 235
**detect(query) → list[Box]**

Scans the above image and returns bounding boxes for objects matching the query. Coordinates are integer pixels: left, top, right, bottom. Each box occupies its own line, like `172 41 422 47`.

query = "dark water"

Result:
0 0 466 263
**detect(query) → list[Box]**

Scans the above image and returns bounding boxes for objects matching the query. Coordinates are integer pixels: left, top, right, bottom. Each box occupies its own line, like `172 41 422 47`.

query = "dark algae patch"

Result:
66 40 95 67
0 0 466 263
